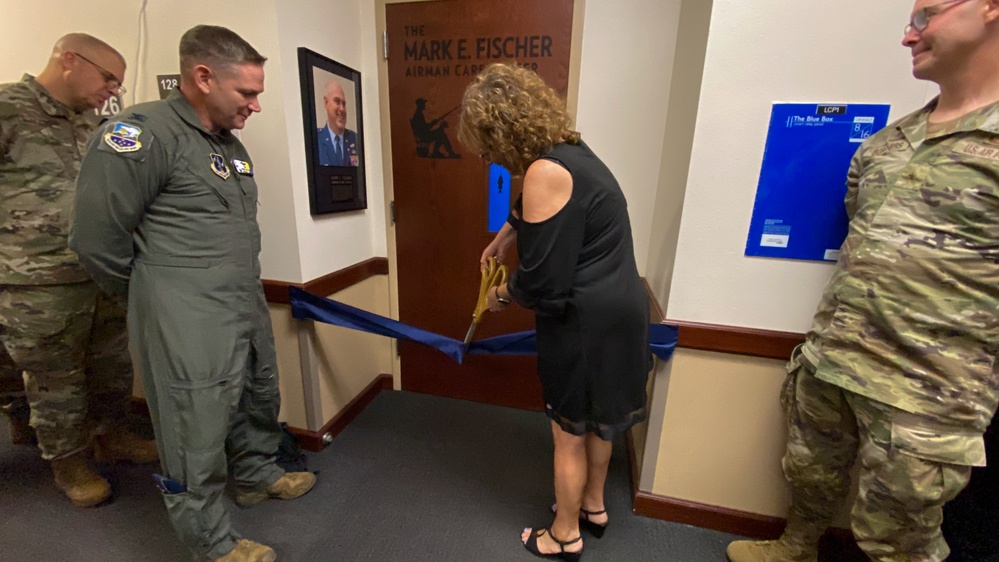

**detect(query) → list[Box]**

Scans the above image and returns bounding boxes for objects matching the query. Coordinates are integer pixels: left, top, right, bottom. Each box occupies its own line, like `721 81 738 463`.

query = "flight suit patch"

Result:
103 122 143 153
232 159 253 176
210 153 230 180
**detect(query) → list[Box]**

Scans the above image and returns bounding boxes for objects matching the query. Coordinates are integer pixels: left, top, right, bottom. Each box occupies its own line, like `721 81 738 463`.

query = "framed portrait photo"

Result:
298 47 367 215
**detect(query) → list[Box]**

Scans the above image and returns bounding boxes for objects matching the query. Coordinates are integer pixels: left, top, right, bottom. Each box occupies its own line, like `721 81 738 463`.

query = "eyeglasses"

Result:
905 0 971 35
72 52 126 95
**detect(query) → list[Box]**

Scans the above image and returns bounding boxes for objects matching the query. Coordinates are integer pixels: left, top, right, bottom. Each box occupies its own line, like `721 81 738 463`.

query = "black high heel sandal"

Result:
578 508 608 539
551 504 608 538
522 527 583 562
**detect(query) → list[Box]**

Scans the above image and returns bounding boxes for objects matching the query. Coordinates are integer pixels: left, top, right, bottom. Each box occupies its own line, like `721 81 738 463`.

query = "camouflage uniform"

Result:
0 75 133 458
784 98 999 561
0 326 28 425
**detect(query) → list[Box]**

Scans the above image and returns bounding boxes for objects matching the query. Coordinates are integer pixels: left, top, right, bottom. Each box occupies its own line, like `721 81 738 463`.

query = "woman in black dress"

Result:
458 63 650 561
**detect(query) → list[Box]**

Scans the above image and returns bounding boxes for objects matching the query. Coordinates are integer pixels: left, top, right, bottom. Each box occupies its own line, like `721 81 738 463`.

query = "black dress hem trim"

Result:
544 405 647 441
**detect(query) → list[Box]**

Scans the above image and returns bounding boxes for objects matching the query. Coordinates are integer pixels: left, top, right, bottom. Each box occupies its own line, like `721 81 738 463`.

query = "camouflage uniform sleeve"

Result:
69 119 166 302
843 147 863 220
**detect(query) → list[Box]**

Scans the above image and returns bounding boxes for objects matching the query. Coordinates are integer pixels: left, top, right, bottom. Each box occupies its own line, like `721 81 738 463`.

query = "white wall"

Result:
665 0 936 332
644 0 713 310
275 0 388 283
0 1 139 86
574 0 682 276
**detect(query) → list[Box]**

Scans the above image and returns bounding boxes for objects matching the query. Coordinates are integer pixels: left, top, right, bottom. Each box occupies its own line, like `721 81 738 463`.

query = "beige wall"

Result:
269 276 394 431
270 303 308 429
649 349 855 527
629 362 659 479
652 349 790 516
312 277 395 421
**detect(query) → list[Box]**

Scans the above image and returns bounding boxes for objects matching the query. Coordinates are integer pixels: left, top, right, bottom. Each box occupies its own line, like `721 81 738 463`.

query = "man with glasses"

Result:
0 33 157 508
72 51 127 97
728 1 999 561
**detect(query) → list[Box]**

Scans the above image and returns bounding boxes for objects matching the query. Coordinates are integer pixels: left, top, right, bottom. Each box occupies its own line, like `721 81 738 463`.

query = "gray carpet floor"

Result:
1 390 745 561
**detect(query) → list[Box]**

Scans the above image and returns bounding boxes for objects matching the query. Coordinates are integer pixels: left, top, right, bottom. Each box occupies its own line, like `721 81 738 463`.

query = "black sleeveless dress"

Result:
508 140 651 440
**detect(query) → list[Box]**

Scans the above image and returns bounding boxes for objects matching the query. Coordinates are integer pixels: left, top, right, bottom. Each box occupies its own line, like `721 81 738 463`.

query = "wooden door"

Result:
386 0 575 410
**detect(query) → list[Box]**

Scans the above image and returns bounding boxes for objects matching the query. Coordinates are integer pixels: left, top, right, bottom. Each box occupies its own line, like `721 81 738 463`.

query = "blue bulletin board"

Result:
745 103 890 262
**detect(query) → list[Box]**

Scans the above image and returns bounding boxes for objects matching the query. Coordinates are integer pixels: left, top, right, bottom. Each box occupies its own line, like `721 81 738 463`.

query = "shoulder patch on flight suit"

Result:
96 120 153 160
103 122 143 153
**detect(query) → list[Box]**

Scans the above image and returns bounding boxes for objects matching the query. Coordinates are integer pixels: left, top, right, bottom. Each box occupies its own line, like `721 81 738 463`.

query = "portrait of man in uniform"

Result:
314 71 358 167
298 48 367 215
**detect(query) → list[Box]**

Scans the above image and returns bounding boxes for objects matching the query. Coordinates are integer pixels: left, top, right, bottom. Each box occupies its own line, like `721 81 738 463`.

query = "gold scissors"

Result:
463 256 508 346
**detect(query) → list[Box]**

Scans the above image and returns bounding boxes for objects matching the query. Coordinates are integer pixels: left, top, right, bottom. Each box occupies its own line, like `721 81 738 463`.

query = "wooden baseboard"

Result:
624 419 783 539
287 373 394 452
633 490 786 538
625 434 863 558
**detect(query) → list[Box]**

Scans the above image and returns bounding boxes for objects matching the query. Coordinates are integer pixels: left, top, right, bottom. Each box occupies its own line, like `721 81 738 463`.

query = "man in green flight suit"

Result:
728 1 999 561
0 33 158 508
70 25 315 562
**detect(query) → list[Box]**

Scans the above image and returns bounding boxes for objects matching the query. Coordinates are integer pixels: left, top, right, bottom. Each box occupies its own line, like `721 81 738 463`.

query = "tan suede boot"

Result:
94 429 159 464
6 412 36 445
234 471 316 507
726 537 819 562
212 539 277 562
51 452 111 507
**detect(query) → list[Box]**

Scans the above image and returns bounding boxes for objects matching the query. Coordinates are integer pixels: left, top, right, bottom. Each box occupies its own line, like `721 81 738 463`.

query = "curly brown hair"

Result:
457 63 580 175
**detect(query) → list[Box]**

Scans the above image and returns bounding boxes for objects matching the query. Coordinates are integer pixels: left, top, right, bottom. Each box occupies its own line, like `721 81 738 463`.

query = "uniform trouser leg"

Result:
0 330 29 423
143 345 242 560
942 414 999 561
82 291 132 427
846 394 973 562
226 341 283 491
144 337 283 560
0 283 130 460
780 357 858 547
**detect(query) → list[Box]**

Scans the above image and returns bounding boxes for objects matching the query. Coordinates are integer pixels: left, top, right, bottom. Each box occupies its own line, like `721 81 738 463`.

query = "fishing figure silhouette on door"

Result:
410 97 460 158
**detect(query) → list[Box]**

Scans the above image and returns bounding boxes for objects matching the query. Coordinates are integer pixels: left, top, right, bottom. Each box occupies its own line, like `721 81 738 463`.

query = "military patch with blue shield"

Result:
103 122 143 153
210 153 230 180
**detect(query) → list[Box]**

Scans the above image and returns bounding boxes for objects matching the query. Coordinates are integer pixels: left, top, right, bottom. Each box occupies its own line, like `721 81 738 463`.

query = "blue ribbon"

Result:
289 286 678 364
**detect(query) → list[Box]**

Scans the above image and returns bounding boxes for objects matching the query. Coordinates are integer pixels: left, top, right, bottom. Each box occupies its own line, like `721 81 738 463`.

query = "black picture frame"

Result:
298 47 367 215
